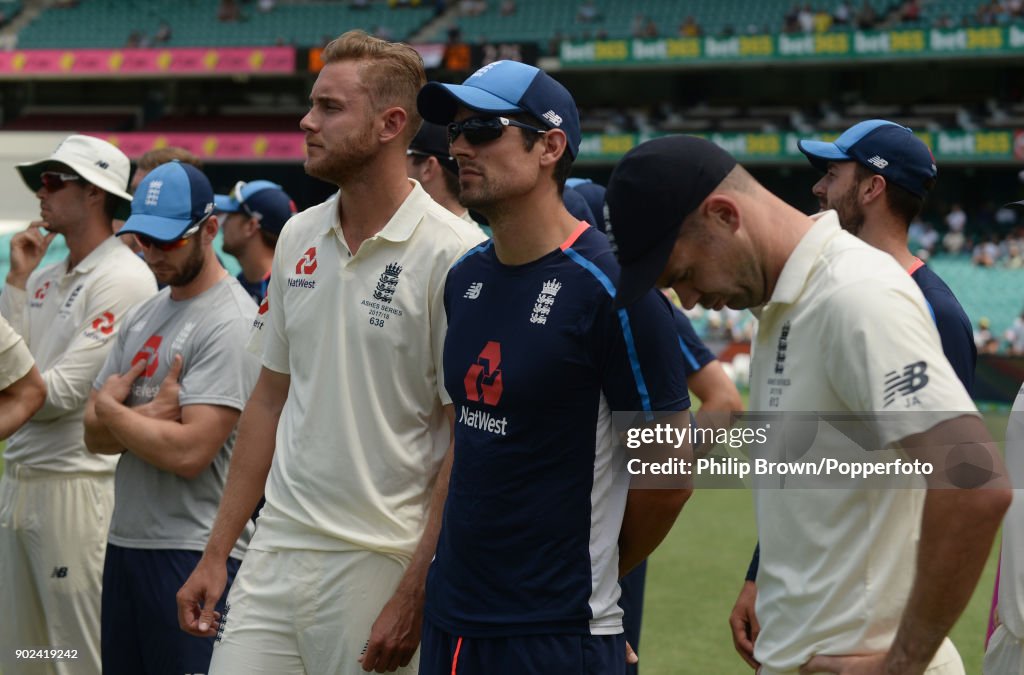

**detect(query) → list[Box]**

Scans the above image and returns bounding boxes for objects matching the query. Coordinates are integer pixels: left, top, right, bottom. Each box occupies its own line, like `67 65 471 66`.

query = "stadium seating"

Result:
15 0 436 49
450 0 978 46
929 254 1023 337
0 0 23 26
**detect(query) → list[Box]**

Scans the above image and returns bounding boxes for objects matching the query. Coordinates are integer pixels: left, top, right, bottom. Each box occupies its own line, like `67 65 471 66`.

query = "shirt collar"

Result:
317 180 428 243
68 235 126 276
767 210 844 306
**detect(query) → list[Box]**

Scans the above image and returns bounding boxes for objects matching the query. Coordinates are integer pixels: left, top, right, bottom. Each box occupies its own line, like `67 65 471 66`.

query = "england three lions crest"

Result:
374 262 403 304
530 279 562 325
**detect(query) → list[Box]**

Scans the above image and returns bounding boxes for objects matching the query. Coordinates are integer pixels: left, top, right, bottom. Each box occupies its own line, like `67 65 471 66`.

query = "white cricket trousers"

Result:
0 464 113 675
986 624 1024 674
209 547 417 675
757 637 965 675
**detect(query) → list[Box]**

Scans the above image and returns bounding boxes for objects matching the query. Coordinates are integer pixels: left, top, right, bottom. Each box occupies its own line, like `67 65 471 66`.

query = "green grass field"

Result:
639 487 1001 674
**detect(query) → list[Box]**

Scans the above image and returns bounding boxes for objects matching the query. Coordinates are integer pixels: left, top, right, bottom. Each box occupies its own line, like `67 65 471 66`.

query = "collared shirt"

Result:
251 180 486 557
749 211 975 671
0 313 34 389
0 235 157 472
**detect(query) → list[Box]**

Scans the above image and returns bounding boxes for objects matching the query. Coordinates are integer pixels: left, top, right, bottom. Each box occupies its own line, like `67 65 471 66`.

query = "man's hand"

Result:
140 354 183 421
176 555 227 638
96 358 147 408
359 588 422 673
626 640 639 665
728 580 760 669
800 652 887 675
7 222 56 288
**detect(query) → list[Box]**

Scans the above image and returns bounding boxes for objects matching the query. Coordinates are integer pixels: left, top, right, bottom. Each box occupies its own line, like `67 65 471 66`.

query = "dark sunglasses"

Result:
136 222 202 252
446 116 547 146
39 171 81 191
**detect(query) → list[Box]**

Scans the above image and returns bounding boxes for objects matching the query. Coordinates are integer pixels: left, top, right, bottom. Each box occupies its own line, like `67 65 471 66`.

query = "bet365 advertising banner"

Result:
560 25 1024 67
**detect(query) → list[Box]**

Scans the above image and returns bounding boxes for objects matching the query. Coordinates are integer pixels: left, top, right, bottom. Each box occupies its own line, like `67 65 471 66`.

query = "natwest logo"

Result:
295 247 317 275
91 311 116 335
464 341 503 406
132 335 163 377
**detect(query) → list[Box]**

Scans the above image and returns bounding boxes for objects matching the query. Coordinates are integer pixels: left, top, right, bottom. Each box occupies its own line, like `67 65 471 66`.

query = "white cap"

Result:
16 134 133 204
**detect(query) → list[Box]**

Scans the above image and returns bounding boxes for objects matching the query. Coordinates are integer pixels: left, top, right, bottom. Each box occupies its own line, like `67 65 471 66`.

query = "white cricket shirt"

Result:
0 235 156 472
252 181 485 558
749 211 976 671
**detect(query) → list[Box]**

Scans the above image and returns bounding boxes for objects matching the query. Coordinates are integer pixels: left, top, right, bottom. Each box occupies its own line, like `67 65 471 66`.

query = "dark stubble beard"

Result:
831 184 866 237
166 236 206 288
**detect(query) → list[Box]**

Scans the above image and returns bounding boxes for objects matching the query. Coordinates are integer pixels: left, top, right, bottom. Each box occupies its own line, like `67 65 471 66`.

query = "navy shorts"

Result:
420 619 626 675
101 543 240 675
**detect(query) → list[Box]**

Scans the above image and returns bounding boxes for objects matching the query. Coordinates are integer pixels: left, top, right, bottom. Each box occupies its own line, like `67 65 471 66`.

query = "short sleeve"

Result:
179 317 260 412
261 235 290 374
823 280 976 446
672 306 717 377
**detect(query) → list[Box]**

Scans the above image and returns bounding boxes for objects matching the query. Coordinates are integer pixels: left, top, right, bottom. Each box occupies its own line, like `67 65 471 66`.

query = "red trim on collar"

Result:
906 257 925 275
559 221 590 251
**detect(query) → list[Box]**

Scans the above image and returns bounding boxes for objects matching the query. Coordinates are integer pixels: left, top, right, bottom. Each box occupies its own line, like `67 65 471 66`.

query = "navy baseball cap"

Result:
605 135 737 308
215 180 297 236
120 160 214 242
409 122 460 175
798 119 937 198
417 60 581 159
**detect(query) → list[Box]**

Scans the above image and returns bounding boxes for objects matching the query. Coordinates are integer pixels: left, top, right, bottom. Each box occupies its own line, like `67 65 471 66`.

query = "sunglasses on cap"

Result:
135 221 203 252
39 171 81 191
226 180 262 221
446 116 547 146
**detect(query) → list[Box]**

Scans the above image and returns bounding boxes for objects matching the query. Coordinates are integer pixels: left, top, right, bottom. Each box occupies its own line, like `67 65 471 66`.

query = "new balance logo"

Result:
530 279 562 325
541 110 563 127
51 566 68 578
464 341 503 406
464 282 483 300
95 160 109 169
145 180 163 206
867 155 889 169
295 247 317 275
883 361 929 407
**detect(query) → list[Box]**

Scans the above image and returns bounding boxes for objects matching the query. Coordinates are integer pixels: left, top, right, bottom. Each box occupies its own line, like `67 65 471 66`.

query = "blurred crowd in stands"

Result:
909 201 1024 267
975 313 1024 355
